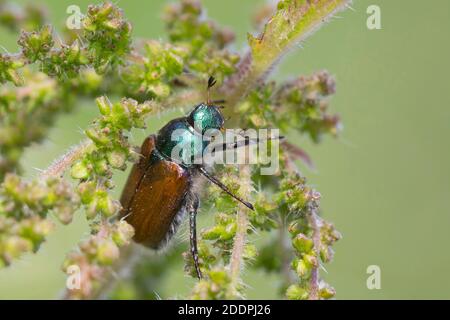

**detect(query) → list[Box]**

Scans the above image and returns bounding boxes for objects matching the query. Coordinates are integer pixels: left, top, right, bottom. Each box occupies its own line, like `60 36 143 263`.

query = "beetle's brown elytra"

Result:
120 135 192 249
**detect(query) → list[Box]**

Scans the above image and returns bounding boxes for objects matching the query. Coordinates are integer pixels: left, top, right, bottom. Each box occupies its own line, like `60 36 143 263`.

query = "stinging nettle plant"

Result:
0 0 350 299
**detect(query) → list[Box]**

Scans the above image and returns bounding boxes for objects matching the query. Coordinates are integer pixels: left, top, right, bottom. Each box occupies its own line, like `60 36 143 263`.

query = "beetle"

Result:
120 77 268 279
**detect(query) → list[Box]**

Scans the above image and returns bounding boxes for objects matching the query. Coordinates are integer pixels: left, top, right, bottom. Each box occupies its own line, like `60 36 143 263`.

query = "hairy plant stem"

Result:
228 165 251 297
279 217 295 287
307 209 321 300
39 140 93 179
229 208 248 293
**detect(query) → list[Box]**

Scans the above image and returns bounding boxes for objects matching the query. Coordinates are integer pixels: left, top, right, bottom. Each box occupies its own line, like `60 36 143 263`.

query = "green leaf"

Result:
248 0 351 73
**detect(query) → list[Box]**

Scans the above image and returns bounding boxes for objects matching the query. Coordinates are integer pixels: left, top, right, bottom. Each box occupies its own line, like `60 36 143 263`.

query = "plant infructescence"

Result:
0 0 350 300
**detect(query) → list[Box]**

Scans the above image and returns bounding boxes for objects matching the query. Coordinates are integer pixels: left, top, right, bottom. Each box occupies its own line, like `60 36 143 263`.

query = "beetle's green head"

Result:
187 103 224 134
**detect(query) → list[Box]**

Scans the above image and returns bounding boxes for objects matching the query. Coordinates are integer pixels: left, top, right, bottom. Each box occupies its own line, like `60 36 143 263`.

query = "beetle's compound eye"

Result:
187 103 224 134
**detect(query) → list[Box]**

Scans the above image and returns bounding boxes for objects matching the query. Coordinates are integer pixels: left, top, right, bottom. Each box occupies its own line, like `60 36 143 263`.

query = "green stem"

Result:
228 165 251 297
39 140 93 179
279 217 295 287
307 209 321 300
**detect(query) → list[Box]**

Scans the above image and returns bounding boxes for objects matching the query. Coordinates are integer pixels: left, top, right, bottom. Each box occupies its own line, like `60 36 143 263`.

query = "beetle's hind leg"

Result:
188 194 202 279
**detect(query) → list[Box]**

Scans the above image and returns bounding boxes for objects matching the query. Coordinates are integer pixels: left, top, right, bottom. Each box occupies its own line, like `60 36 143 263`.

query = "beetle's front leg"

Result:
188 194 202 279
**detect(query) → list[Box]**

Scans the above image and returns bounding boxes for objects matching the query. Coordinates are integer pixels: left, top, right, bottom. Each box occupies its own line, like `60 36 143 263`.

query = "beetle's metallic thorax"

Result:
155 103 224 167
155 117 204 167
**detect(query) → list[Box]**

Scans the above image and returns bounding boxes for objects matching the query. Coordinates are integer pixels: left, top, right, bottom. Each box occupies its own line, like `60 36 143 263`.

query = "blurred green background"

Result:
1 0 450 299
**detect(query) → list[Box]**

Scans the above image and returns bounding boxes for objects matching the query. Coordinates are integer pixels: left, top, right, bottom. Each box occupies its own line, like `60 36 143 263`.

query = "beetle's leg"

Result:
206 76 217 105
189 194 202 280
198 167 254 211
212 135 285 152
210 99 226 104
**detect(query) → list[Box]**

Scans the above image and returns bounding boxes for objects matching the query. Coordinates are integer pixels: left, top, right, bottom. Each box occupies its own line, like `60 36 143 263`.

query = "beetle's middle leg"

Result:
188 194 202 279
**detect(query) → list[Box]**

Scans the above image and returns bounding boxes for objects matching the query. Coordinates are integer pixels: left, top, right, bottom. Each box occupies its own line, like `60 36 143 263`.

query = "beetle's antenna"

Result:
198 167 254 211
207 76 217 88
207 76 217 105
